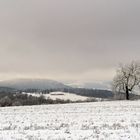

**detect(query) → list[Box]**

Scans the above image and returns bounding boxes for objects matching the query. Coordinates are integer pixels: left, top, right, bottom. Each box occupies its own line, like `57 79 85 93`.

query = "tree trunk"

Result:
126 86 129 100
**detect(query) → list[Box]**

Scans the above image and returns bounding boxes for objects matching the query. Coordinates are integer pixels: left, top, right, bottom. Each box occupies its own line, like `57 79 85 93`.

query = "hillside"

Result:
24 91 93 102
0 87 16 93
0 79 69 90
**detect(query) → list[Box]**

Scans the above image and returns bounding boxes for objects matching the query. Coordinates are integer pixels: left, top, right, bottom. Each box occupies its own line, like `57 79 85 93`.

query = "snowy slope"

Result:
25 92 89 101
0 101 140 139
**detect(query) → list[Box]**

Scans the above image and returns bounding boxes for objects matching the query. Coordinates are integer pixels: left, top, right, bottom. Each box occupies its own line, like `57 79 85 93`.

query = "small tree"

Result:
112 61 140 100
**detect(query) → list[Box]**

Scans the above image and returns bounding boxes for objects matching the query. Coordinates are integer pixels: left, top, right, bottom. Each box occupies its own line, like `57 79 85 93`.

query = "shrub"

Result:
0 96 12 107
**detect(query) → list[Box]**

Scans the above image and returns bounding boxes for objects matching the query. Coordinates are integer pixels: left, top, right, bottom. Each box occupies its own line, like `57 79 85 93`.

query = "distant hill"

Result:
0 79 70 90
61 88 114 99
0 79 139 101
66 81 111 90
0 87 16 93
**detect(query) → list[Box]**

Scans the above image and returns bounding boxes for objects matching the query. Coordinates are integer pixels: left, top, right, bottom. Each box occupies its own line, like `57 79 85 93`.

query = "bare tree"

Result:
112 61 140 100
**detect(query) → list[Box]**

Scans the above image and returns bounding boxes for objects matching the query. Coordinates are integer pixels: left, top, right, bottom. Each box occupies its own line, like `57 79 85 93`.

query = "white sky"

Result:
0 0 140 83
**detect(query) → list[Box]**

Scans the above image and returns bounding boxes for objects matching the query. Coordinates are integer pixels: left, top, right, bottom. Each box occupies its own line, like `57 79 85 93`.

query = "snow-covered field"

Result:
24 92 90 101
0 101 140 140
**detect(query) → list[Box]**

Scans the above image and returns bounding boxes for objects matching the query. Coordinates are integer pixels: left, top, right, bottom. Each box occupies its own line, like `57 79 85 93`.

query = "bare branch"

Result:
112 61 140 100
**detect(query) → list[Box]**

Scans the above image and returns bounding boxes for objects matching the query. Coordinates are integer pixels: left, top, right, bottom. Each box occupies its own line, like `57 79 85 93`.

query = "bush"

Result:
0 96 12 107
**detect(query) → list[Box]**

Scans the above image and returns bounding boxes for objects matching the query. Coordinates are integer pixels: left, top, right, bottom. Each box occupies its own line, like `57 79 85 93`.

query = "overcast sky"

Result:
0 0 140 84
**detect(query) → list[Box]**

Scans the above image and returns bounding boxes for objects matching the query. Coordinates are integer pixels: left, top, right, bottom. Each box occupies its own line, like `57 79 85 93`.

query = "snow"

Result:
24 92 89 101
0 101 140 139
47 92 89 101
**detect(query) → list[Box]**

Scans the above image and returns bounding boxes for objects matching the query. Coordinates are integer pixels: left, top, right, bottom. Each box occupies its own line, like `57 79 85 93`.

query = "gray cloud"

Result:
0 0 140 82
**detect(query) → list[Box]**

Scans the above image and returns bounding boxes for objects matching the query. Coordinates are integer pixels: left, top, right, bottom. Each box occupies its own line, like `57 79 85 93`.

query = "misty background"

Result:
0 0 140 89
